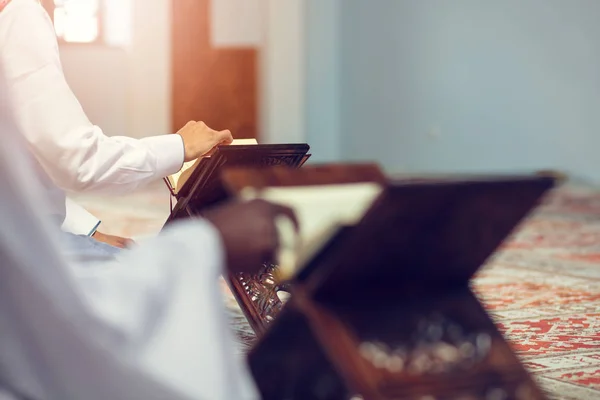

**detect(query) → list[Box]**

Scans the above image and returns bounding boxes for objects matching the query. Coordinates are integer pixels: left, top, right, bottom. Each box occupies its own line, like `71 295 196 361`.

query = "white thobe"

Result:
0 0 184 224
0 51 258 400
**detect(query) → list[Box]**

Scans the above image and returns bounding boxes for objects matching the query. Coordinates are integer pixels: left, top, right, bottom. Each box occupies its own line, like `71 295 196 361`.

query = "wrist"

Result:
177 133 195 162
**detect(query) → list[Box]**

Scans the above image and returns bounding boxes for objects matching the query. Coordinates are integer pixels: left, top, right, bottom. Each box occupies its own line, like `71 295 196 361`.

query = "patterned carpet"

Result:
471 184 600 399
79 181 600 399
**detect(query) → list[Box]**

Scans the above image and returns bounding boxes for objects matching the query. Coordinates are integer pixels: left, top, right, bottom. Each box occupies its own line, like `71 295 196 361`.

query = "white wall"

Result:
59 0 171 139
259 0 306 144
128 0 172 138
304 0 341 163
60 47 129 137
211 0 261 48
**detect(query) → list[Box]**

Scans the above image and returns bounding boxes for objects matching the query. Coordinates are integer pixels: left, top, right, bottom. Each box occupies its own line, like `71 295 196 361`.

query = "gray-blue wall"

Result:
305 0 341 163
308 0 600 180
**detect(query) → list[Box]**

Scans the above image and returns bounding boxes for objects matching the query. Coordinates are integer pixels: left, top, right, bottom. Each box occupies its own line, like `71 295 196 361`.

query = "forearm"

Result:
8 64 184 193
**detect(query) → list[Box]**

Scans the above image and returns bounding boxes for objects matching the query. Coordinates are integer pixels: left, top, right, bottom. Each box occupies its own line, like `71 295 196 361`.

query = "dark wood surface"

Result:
249 286 548 400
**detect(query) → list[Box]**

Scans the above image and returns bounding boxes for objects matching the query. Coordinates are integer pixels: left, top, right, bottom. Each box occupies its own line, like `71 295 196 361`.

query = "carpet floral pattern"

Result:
472 184 600 399
223 184 600 399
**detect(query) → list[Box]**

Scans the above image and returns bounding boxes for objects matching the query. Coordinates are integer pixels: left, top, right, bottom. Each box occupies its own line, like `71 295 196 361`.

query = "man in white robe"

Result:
0 52 298 399
0 0 233 260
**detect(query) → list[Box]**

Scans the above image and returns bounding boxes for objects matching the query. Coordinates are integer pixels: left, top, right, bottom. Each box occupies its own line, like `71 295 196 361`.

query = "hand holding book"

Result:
175 120 233 162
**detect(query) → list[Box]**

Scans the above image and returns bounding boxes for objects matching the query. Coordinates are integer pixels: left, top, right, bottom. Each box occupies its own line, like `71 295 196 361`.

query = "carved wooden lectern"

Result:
220 167 555 400
164 143 311 224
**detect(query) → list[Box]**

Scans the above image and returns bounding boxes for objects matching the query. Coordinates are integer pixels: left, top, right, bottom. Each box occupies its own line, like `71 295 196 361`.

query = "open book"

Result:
239 182 384 281
165 138 258 195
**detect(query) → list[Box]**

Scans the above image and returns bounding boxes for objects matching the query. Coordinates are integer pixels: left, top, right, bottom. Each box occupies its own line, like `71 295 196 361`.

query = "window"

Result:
52 0 132 46
53 0 100 43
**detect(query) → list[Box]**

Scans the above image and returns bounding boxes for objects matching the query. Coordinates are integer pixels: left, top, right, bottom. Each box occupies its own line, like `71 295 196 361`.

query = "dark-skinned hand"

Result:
203 199 298 275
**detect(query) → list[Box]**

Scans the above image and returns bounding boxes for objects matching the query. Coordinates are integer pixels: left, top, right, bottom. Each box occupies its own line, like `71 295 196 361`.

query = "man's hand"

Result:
92 231 135 249
176 121 233 161
203 199 298 275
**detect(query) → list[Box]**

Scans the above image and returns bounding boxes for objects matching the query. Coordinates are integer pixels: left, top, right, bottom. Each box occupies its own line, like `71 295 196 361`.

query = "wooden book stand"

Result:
164 143 311 223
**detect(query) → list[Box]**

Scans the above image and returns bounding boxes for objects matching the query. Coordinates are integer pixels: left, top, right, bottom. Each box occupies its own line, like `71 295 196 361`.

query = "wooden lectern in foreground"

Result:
219 167 554 400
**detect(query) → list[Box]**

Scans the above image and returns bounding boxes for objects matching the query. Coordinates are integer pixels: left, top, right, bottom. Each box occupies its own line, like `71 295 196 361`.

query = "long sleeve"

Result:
62 198 101 236
0 0 184 194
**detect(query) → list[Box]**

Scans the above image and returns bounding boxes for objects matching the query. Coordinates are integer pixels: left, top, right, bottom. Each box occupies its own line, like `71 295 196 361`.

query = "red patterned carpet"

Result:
471 184 600 399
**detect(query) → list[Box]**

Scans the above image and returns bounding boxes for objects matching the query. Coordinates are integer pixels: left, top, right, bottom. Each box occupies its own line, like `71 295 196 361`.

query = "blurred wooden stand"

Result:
165 156 555 399
221 167 554 400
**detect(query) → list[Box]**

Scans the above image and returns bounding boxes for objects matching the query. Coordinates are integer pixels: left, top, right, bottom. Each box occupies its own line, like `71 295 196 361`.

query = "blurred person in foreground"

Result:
0 0 233 260
0 58 298 400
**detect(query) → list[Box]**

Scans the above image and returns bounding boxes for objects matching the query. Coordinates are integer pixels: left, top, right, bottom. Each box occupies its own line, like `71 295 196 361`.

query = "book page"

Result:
167 138 258 193
251 182 383 275
228 138 258 146
166 160 197 191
